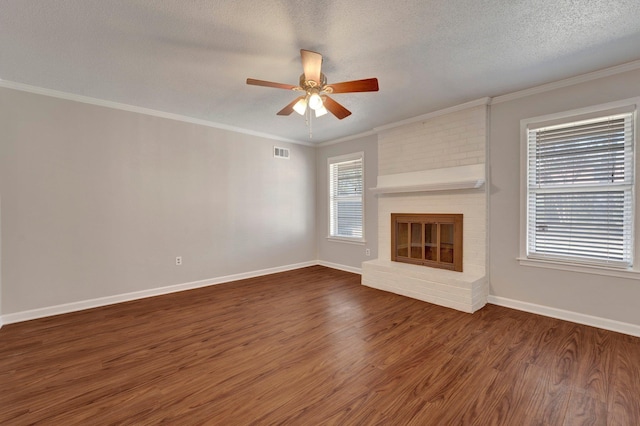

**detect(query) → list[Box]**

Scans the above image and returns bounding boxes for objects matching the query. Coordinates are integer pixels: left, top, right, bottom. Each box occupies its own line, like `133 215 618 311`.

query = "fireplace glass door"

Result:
391 214 462 272
410 223 423 259
424 223 437 261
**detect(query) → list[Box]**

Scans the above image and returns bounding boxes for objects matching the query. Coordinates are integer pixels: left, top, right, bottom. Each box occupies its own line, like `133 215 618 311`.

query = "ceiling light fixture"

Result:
293 97 307 115
315 104 328 118
308 91 323 110
292 90 327 136
247 48 378 122
246 49 379 138
293 89 324 116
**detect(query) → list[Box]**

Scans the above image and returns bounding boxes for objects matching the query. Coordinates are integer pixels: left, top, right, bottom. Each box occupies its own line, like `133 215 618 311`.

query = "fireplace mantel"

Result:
370 164 485 195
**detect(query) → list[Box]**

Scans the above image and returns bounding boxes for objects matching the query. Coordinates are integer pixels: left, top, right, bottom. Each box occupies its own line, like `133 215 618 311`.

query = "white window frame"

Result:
518 98 640 279
327 152 365 244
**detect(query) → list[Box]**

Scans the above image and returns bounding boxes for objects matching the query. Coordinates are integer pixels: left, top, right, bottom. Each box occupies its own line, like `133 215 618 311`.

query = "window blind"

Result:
329 155 363 239
527 113 634 267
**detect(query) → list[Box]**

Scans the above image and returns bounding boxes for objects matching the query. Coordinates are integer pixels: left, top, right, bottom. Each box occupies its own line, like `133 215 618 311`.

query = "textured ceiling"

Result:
2 0 640 144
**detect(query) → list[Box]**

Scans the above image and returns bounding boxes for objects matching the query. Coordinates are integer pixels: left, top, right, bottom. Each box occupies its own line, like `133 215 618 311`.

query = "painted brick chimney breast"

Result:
362 103 488 313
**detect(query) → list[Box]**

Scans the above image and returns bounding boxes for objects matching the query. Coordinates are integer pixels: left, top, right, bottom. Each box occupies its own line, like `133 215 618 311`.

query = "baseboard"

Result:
488 295 640 338
5 266 637 337
317 260 362 275
1 261 317 326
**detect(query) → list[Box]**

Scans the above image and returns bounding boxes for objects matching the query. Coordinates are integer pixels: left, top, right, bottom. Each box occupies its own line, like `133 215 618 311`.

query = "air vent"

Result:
274 146 290 159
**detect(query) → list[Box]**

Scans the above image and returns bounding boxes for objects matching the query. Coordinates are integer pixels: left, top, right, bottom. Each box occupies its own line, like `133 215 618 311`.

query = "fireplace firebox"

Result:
391 213 463 272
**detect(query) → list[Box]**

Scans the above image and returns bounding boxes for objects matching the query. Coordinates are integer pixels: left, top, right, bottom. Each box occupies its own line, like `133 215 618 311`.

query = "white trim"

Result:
488 295 640 337
321 60 640 149
327 151 365 164
326 236 366 245
328 151 366 242
373 97 491 133
5 262 638 337
519 97 640 268
0 79 314 146
517 257 640 279
316 130 377 147
317 260 362 275
485 103 493 299
325 59 640 146
6 58 640 151
520 97 640 129
0 261 316 325
491 60 640 105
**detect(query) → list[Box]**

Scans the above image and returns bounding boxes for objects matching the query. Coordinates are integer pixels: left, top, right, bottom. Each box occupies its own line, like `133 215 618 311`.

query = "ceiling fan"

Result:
246 49 379 120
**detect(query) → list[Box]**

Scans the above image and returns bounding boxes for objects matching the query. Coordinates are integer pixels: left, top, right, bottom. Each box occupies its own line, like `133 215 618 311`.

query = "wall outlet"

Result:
176 256 182 266
365 248 371 256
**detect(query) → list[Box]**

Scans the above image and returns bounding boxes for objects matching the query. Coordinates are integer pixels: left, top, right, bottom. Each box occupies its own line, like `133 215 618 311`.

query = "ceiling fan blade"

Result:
300 49 322 84
323 96 352 120
327 78 379 94
246 78 297 90
277 96 305 116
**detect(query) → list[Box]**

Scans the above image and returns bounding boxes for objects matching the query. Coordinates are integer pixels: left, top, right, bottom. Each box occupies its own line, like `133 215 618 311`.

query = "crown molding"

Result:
373 97 491 133
317 97 490 146
6 58 640 148
490 59 640 105
325 59 640 145
0 79 315 146
315 129 377 147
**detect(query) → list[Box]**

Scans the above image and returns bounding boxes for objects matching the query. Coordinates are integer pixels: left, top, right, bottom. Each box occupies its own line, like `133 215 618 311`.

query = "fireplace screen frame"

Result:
391 213 463 272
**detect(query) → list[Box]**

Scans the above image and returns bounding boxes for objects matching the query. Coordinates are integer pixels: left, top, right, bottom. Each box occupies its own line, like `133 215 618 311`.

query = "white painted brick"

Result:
362 259 487 313
366 104 488 312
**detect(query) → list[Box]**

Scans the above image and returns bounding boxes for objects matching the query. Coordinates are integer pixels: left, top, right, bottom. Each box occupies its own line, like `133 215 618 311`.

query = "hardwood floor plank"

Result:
455 362 531 425
499 361 571 426
609 334 640 425
1 266 639 424
564 388 608 426
572 327 616 404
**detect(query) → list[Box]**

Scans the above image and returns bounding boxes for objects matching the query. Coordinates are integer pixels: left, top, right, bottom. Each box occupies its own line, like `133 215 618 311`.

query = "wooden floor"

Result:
1 266 639 425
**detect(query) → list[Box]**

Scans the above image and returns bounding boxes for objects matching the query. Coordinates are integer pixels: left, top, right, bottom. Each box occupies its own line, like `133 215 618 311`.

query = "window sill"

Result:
517 257 640 279
326 236 366 245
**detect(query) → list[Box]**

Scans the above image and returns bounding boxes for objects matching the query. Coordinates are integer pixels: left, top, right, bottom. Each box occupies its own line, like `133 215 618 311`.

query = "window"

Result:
525 109 635 268
328 152 364 242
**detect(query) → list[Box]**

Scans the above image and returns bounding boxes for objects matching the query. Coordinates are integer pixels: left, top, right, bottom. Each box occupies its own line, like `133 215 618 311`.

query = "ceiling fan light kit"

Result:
315 105 328 118
246 49 379 137
293 97 308 115
307 92 323 110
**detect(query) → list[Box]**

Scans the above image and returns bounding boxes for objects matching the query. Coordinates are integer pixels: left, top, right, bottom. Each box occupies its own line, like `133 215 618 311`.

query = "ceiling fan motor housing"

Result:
299 73 328 91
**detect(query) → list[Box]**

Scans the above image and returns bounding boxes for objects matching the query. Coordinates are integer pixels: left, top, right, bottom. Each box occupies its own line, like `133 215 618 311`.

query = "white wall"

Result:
0 87 316 316
315 134 378 272
376 105 487 275
489 67 640 327
378 106 487 176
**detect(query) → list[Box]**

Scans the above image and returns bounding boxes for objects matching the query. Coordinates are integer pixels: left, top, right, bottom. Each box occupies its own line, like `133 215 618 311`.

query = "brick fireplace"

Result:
362 100 489 313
